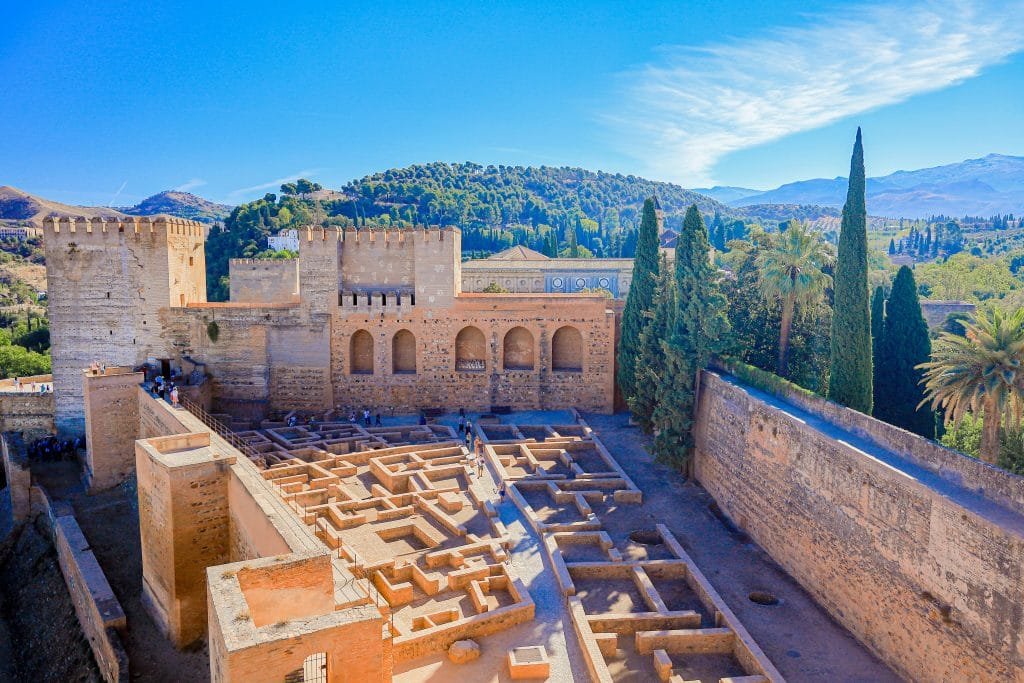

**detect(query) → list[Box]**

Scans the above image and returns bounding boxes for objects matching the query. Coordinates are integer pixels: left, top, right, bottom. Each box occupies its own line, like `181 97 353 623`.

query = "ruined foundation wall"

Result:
693 369 1024 682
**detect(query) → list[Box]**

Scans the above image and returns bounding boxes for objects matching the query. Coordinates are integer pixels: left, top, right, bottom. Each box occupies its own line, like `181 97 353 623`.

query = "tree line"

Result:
617 129 1024 473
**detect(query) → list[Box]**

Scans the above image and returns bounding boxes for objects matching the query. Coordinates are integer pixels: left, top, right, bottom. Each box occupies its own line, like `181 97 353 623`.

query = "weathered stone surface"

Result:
447 639 480 664
694 367 1024 682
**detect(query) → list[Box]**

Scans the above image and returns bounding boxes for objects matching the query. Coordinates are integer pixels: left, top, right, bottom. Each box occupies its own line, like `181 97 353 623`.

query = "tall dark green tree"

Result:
876 266 934 437
617 198 661 411
871 285 886 412
828 128 873 413
630 254 674 432
652 205 728 467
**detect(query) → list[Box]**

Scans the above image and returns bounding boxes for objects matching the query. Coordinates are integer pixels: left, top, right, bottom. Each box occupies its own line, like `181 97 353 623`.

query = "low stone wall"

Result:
33 486 129 683
694 365 1024 681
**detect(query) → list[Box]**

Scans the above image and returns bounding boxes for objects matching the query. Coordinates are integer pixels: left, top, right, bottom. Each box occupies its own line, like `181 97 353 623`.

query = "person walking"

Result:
170 385 180 407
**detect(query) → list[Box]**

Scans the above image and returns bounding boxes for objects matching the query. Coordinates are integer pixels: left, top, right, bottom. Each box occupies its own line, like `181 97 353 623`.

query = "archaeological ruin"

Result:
1 213 1023 682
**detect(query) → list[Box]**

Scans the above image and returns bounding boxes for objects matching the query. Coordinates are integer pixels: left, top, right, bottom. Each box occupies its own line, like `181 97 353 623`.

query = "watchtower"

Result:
43 215 207 434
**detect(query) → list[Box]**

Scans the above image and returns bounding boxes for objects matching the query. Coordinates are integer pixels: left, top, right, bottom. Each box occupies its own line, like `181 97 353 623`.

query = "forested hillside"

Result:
204 164 747 299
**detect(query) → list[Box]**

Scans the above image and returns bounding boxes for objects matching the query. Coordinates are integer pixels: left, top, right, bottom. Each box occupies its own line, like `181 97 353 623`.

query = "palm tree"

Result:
755 223 833 376
918 307 1024 464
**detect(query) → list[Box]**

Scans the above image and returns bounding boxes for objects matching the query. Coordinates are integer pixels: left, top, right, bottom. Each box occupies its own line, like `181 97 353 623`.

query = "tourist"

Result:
466 449 477 475
363 409 371 426
348 410 357 423
170 385 180 407
375 413 382 427
458 416 465 434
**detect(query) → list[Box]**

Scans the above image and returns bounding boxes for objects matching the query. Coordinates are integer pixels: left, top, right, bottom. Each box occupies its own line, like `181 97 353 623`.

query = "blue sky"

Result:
2 0 1023 206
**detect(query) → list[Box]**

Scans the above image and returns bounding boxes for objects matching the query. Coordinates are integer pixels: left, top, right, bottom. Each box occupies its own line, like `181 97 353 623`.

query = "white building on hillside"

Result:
267 228 299 252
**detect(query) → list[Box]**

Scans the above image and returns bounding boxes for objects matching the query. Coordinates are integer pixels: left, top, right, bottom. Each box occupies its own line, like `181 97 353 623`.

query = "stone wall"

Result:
228 259 299 304
35 487 130 683
136 430 231 648
693 367 1024 681
83 368 144 492
0 390 54 433
331 294 616 414
42 216 206 434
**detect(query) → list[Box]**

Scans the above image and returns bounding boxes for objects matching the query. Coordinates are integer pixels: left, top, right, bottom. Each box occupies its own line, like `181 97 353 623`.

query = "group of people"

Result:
28 435 84 462
8 379 51 393
347 408 382 427
151 375 180 407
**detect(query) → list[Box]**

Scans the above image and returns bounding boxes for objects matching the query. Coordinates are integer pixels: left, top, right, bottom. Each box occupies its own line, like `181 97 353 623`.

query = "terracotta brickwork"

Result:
694 367 1024 682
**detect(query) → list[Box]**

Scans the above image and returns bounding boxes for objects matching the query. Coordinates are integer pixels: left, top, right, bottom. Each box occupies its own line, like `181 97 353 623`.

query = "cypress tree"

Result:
876 266 934 437
652 205 728 467
630 254 674 432
617 198 660 412
828 128 873 413
871 285 886 414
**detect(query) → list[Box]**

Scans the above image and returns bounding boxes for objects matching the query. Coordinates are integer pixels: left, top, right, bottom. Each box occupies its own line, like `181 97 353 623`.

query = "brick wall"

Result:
693 368 1024 681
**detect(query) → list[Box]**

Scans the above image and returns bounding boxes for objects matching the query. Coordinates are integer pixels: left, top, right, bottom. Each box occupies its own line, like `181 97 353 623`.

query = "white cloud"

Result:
223 169 320 203
173 178 207 192
606 0 1024 186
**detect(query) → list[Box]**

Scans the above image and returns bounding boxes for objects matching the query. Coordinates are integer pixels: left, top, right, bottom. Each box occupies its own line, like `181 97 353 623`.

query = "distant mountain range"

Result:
700 154 1024 218
3 153 1022 230
0 187 231 225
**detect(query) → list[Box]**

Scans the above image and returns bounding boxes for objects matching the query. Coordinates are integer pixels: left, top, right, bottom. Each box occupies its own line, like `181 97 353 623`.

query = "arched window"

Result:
392 329 416 374
503 327 535 371
552 326 583 372
455 326 486 372
350 330 374 374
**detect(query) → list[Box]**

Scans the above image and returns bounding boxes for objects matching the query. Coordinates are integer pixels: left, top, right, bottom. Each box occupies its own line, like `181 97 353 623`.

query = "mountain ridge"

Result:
729 153 1024 217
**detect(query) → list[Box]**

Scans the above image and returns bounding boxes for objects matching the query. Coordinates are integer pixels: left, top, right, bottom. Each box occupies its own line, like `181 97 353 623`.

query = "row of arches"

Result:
348 325 584 375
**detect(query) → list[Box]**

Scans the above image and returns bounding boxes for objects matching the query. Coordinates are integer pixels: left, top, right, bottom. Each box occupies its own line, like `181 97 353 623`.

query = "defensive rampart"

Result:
693 363 1024 682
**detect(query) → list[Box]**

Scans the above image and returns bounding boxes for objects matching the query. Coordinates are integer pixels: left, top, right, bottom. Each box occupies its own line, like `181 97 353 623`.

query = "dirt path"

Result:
583 412 901 683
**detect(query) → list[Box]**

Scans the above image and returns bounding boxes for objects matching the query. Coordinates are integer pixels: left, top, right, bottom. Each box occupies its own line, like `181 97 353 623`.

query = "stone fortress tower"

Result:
42 215 207 434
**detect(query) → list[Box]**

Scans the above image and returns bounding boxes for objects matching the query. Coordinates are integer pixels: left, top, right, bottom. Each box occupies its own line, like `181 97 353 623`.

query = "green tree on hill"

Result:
617 198 660 413
630 254 673 432
652 205 728 467
870 285 886 410
828 128 873 413
875 267 934 438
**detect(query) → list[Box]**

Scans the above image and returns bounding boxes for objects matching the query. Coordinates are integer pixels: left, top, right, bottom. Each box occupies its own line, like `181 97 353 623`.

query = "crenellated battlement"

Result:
43 215 205 239
300 225 457 244
339 288 417 309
